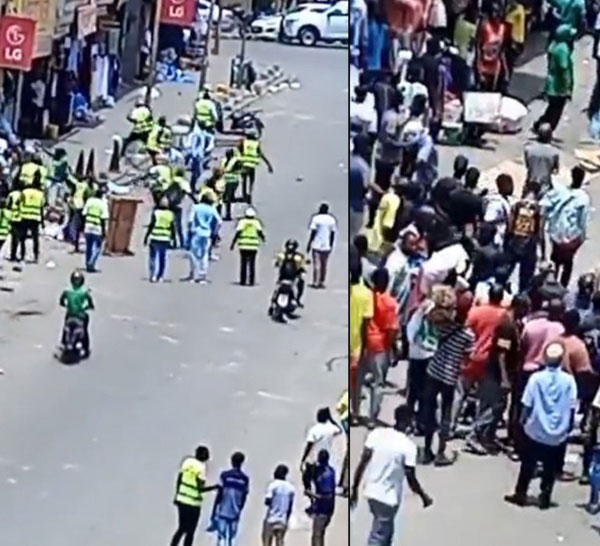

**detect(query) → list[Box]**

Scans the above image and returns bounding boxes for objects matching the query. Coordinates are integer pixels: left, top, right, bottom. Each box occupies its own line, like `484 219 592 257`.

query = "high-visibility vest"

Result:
236 218 262 250
194 99 215 127
72 180 89 210
150 209 174 242
8 190 21 223
84 197 105 231
0 208 9 239
20 188 44 222
131 106 153 133
175 457 205 507
337 391 349 422
221 156 240 185
147 125 161 153
151 165 172 189
241 139 260 168
159 127 173 147
20 162 39 187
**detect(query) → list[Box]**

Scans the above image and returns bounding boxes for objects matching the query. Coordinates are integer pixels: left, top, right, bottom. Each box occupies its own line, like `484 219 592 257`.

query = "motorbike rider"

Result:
59 270 95 359
272 239 307 309
123 99 153 153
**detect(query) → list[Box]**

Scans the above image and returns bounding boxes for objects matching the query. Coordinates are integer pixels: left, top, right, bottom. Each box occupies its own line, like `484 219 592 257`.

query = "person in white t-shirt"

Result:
307 203 337 289
300 407 343 492
263 464 295 546
351 405 432 545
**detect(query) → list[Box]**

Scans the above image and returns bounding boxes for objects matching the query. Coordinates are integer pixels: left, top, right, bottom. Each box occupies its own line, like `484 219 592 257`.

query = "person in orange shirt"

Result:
362 267 400 428
476 3 510 91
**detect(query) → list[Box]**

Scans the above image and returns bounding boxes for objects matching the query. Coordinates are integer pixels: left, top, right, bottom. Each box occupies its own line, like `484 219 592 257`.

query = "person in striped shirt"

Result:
422 290 475 466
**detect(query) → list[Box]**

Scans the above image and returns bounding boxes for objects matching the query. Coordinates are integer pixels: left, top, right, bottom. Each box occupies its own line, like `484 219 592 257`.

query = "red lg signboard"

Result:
0 16 36 71
160 0 195 27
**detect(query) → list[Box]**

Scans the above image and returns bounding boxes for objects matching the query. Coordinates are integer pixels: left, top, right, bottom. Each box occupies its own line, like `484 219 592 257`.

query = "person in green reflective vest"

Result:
144 197 176 282
170 445 218 546
237 128 273 204
82 185 109 273
18 171 45 262
219 148 243 221
0 195 9 255
7 179 22 262
124 99 153 153
230 207 265 287
65 175 91 253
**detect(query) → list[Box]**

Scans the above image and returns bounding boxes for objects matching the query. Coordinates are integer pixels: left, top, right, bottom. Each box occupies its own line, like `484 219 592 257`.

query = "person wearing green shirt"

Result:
534 24 576 133
59 270 95 359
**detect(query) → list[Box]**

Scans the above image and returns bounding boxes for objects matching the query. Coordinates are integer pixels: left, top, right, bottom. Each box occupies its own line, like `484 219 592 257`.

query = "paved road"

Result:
0 42 348 546
350 37 600 546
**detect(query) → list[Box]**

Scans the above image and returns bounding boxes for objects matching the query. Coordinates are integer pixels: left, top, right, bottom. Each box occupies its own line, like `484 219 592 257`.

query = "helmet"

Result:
70 270 85 288
245 127 259 139
284 239 299 253
245 207 256 218
135 98 145 107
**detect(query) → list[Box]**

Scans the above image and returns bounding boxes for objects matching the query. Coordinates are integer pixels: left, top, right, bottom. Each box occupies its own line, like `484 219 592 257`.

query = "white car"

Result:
282 1 348 46
249 14 283 41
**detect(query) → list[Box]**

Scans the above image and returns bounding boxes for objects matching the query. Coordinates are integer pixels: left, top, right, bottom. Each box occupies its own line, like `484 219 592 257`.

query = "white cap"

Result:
245 207 256 218
545 342 565 363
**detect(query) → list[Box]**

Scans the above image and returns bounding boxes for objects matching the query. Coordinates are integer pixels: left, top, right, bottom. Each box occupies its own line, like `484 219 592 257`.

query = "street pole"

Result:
212 0 221 55
198 0 217 91
145 0 163 106
13 71 24 133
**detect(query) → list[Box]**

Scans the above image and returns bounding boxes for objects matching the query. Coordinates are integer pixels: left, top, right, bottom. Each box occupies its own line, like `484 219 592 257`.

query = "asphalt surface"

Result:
0 42 348 545
350 37 600 546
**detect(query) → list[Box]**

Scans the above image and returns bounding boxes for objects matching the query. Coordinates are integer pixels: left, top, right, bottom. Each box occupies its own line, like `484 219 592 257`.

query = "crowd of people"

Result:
349 0 600 542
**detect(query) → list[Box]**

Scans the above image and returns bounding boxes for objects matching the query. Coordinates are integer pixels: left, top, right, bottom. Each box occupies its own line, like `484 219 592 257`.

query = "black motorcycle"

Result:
57 316 86 365
269 280 297 323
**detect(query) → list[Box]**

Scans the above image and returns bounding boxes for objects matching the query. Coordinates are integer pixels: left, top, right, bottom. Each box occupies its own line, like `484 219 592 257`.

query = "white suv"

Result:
282 1 348 46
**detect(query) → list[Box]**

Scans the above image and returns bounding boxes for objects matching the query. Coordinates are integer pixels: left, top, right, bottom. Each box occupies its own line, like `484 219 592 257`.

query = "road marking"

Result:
147 320 159 327
20 465 31 472
257 390 295 403
6 477 17 485
160 335 179 345
62 463 80 471
111 314 134 322
219 326 235 333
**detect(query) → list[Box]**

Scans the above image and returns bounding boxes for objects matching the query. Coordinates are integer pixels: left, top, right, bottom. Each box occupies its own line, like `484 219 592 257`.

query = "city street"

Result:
350 36 600 546
0 41 348 545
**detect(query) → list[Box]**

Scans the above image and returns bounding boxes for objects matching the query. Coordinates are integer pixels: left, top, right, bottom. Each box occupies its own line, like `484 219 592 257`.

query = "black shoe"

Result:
538 494 552 510
504 493 527 507
420 449 435 465
434 451 458 467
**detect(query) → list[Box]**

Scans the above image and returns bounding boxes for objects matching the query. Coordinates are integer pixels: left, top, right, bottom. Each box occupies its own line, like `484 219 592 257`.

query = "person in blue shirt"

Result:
185 124 213 194
187 194 221 283
505 341 578 509
307 450 336 546
208 452 249 546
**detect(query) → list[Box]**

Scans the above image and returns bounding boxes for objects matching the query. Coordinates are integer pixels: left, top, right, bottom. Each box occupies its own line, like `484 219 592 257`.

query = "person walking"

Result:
144 197 176 282
19 171 45 263
220 148 242 221
307 450 336 546
170 445 219 546
208 451 249 546
533 24 576 132
187 194 221 284
238 128 273 204
524 123 559 194
543 166 590 288
306 203 337 289
351 405 432 546
0 196 9 256
262 464 295 546
230 207 265 287
7 179 22 262
505 342 577 509
82 185 109 272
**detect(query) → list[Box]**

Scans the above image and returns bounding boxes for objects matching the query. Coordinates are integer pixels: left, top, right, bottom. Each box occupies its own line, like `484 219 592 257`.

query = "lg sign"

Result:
0 16 36 71
160 0 195 26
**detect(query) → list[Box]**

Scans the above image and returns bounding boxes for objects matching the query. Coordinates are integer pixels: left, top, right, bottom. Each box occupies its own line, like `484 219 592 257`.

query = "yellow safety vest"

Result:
337 391 349 422
147 125 161 153
175 457 205 507
20 162 39 187
241 139 260 168
236 218 262 250
20 188 44 222
0 207 9 239
8 190 21 223
221 156 240 186
150 209 174 242
71 180 89 210
131 106 153 133
84 197 104 232
194 99 215 127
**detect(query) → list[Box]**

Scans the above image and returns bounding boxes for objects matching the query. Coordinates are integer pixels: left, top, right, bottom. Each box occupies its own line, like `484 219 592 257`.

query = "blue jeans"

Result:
84 233 102 271
367 499 399 546
149 240 169 280
189 234 211 280
213 516 239 546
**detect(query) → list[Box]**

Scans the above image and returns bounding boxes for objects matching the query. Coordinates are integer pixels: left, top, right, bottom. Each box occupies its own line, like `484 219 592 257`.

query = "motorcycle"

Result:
57 316 86 364
230 109 264 138
269 279 297 323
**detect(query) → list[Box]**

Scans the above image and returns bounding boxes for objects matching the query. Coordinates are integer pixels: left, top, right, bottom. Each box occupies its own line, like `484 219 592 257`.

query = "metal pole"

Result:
198 0 217 91
13 71 24 133
212 0 221 55
145 0 163 106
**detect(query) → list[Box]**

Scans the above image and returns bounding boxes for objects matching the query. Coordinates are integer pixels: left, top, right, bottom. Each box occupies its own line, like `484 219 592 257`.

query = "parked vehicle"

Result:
281 0 348 46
